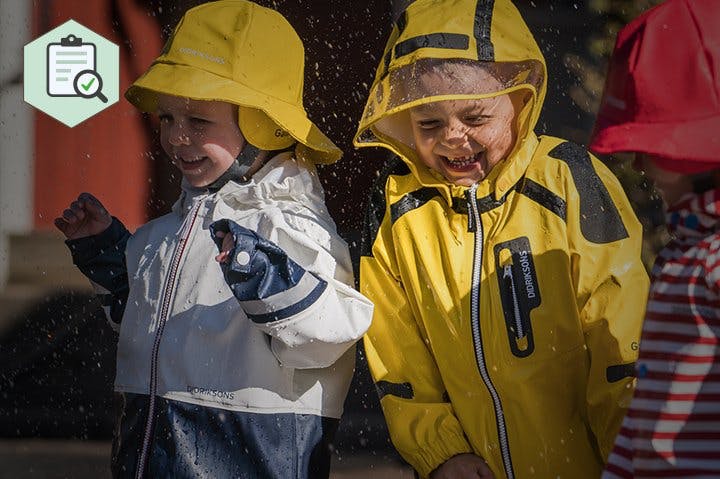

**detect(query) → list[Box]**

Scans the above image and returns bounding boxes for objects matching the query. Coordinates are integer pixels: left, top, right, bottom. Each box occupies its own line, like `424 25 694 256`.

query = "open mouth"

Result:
176 156 208 171
442 152 482 171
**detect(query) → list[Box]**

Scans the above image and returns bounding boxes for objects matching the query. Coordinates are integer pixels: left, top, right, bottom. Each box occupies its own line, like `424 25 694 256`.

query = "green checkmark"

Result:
81 77 96 91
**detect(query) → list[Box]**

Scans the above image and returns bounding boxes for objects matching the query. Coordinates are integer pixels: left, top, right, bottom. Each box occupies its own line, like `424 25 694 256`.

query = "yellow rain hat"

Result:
125 0 341 164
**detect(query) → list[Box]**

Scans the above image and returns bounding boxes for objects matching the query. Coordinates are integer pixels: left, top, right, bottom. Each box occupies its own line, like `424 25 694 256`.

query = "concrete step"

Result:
6 231 88 289
0 232 90 336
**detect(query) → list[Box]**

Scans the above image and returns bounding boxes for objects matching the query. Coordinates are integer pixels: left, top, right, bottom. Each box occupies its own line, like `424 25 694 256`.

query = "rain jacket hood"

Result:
354 0 547 199
126 0 341 164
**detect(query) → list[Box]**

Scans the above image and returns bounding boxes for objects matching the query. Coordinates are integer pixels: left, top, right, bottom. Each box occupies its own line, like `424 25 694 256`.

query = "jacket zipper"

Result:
135 197 205 479
466 184 515 479
502 265 525 339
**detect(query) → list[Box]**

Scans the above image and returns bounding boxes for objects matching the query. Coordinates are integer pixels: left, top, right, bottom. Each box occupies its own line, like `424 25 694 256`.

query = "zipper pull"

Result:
503 264 513 279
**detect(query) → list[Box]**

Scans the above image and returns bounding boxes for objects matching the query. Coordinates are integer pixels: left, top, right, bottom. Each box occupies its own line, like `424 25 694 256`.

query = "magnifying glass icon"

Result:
73 69 108 103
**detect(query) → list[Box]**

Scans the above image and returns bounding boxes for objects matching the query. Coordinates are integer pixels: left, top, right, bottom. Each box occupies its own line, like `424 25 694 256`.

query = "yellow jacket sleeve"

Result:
569 155 649 461
360 223 473 478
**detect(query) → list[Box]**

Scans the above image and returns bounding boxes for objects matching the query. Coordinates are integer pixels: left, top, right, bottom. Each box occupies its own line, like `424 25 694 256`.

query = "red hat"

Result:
589 0 720 173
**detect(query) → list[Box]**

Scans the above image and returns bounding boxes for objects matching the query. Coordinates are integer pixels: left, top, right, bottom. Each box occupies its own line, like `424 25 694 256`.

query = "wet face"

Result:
409 94 518 187
157 94 244 187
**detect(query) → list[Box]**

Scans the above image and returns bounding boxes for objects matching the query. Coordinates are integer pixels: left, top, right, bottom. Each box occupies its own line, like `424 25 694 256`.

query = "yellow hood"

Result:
354 0 547 191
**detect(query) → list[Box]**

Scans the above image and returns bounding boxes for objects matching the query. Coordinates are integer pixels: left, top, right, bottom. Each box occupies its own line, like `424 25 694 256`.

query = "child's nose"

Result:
167 122 191 146
441 120 468 146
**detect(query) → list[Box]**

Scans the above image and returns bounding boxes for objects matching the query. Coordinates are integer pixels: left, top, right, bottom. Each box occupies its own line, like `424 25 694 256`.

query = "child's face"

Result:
409 95 518 187
157 94 244 187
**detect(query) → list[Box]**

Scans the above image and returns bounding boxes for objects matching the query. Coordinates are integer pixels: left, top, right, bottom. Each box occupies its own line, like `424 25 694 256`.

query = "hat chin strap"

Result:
236 142 262 180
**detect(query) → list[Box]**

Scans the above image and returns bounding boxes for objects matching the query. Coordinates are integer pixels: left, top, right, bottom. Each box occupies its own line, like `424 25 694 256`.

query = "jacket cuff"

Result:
238 270 328 324
210 219 329 322
411 434 474 478
65 217 129 266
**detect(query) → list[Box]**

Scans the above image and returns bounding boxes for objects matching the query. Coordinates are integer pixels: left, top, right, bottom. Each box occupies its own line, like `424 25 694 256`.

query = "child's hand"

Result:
430 454 494 479
209 219 257 270
213 230 236 264
54 192 112 240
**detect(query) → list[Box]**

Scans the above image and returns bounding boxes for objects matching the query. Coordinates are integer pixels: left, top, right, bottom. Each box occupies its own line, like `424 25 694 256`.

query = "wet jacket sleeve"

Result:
360 198 473 478
568 154 649 461
210 218 373 369
65 217 131 330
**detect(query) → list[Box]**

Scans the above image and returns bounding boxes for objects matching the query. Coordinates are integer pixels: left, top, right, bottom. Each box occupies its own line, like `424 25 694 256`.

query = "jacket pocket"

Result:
493 237 541 358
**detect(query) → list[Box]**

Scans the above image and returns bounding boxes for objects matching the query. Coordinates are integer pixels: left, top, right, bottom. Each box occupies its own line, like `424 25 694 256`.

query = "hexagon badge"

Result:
24 19 119 127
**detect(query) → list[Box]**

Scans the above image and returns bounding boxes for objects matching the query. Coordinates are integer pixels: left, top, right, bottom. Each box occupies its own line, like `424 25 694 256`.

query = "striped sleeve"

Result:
602 239 720 478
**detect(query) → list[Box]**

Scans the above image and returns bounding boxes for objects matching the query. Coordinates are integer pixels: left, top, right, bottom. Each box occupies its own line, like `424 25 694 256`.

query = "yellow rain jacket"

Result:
353 1 649 478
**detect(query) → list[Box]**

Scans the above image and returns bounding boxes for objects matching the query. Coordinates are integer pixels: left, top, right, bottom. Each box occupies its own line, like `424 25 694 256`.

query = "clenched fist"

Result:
54 192 112 240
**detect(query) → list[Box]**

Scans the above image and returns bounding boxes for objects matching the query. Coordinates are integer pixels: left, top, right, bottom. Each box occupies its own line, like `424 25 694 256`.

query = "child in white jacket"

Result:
54 2 372 478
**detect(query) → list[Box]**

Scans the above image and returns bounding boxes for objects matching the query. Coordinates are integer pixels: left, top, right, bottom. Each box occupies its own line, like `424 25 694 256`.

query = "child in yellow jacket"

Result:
354 1 649 477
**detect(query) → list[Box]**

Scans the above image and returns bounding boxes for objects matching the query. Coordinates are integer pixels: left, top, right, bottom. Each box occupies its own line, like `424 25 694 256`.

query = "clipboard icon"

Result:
25 19 119 126
47 34 97 97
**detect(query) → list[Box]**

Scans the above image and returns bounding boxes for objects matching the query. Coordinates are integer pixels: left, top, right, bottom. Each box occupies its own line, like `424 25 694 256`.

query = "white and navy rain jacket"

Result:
66 151 373 478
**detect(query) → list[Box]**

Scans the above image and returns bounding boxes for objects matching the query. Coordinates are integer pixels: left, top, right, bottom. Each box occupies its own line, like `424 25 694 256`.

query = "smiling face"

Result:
409 94 519 186
157 94 245 187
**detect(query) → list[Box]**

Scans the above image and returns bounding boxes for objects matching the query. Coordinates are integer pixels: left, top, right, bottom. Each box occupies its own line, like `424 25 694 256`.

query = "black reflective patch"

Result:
396 10 408 33
376 380 414 400
381 11 409 77
361 157 410 258
390 187 441 224
474 0 495 61
382 49 392 78
520 179 567 221
548 142 629 244
451 179 522 216
394 33 470 59
451 196 469 215
606 362 636 382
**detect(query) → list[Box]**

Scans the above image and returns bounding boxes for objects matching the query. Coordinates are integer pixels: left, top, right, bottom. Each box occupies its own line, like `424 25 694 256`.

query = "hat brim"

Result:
125 62 341 164
589 114 720 165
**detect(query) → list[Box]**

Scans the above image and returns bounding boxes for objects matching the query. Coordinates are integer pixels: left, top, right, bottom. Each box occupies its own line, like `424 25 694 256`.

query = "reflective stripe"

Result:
239 271 323 316
394 33 469 58
376 380 414 400
473 0 495 61
244 275 328 324
520 178 567 220
606 362 637 383
391 187 440 224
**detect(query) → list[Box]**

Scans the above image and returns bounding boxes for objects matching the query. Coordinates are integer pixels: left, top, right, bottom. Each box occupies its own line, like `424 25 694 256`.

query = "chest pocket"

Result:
493 236 541 358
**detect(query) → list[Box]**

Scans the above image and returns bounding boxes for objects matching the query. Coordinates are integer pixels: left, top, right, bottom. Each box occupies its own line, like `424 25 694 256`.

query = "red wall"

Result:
32 0 163 231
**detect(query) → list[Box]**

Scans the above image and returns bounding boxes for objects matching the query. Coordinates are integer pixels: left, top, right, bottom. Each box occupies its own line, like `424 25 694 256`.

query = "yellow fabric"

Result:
354 0 546 161
356 1 648 477
362 135 648 478
125 0 340 164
